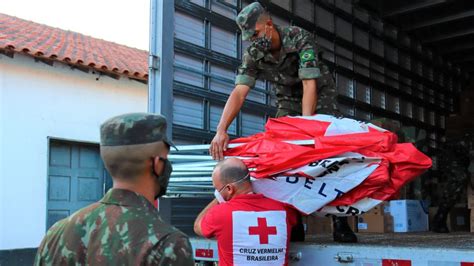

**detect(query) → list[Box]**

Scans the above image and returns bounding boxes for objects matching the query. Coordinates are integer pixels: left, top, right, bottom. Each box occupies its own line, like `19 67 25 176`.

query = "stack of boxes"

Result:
303 215 358 236
357 202 393 233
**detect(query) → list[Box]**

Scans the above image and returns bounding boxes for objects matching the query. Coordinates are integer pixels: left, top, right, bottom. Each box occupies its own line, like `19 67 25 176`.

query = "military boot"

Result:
432 206 450 233
332 216 357 243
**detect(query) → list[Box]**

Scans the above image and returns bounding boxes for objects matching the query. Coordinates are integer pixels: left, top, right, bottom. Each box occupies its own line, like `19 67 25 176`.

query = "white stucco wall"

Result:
0 53 147 250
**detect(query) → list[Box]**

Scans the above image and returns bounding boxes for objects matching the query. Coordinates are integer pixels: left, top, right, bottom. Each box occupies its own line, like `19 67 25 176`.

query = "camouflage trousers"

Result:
275 63 340 118
438 167 470 209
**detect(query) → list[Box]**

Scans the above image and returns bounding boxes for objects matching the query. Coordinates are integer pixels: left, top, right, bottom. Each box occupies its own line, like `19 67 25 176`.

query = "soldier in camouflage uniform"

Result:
35 113 194 266
432 133 472 233
209 2 356 243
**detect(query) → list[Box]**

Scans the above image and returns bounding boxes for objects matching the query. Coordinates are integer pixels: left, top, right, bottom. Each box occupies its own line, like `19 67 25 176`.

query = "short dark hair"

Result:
216 160 250 185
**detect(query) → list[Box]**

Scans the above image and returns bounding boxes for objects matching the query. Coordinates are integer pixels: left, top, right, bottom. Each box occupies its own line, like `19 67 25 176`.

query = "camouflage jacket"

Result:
235 25 339 116
236 26 321 88
34 189 193 266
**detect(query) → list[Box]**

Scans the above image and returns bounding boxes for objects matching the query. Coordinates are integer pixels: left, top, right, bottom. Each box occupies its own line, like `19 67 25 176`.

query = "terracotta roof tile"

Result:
0 13 148 81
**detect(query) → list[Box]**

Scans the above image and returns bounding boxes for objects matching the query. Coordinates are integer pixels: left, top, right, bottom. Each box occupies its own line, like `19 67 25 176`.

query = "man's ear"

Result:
266 18 273 27
153 156 164 176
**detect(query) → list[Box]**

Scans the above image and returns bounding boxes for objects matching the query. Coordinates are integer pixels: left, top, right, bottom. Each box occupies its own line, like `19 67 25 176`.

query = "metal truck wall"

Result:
168 0 467 234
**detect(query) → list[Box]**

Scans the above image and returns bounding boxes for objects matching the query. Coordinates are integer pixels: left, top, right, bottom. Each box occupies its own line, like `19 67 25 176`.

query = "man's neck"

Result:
113 177 155 204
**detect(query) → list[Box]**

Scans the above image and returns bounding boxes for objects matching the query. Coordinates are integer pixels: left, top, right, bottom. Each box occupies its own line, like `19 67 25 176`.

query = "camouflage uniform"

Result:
35 113 193 265
235 3 340 118
437 135 472 209
235 2 349 243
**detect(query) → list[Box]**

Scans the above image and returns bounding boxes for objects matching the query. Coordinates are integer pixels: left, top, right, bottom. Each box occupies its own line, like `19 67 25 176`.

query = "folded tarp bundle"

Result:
224 115 432 216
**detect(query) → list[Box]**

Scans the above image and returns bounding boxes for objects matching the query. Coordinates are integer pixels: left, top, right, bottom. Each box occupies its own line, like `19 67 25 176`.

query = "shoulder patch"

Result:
299 50 315 62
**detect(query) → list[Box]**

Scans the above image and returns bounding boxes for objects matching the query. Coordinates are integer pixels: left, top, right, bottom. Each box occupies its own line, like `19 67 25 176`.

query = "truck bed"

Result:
191 233 474 265
304 232 474 250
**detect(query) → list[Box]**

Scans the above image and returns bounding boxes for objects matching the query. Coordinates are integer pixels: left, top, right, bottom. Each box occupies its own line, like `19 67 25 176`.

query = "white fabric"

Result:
252 152 381 215
232 211 287 266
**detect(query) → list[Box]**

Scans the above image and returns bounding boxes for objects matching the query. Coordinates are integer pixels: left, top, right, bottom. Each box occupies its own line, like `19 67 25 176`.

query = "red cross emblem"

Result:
248 217 277 244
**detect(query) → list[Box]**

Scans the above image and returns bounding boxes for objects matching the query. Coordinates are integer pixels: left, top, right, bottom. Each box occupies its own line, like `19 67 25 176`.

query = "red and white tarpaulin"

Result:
224 115 432 216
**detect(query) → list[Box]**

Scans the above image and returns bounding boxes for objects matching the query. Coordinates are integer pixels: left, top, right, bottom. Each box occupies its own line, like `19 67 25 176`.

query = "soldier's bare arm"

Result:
302 79 318 115
210 84 251 160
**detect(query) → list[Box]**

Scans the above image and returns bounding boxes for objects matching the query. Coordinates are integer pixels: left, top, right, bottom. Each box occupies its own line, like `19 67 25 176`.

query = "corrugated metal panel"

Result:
371 62 385 83
170 197 213 236
337 74 354 98
175 11 205 47
241 112 265 136
173 96 204 129
247 79 266 104
355 109 371 121
354 27 369 49
211 0 237 19
386 94 400 114
210 64 234 95
385 45 398 64
336 0 352 14
336 17 352 41
356 82 370 103
272 0 290 10
211 25 237 57
272 15 290 27
371 88 386 109
316 5 334 32
336 45 353 70
210 104 237 134
354 7 369 23
339 103 355 117
386 69 399 89
190 0 204 7
174 53 204 87
294 0 314 22
371 36 384 58
354 54 370 77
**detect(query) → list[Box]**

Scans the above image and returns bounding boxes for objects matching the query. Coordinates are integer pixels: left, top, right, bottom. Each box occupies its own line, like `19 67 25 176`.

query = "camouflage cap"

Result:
236 2 265 41
100 112 177 149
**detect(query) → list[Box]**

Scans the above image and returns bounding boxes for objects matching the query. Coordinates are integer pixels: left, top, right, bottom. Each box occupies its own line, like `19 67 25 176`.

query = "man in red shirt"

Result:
194 158 298 266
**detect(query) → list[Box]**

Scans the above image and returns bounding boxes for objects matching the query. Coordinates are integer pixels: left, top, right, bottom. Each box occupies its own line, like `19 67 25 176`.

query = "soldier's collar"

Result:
100 188 156 210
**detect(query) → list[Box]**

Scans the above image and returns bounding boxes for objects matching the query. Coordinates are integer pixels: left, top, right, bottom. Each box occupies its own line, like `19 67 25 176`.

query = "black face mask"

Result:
251 25 272 52
152 157 173 199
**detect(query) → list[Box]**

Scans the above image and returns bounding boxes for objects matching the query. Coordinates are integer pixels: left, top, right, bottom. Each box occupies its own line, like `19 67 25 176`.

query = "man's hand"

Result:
210 130 229 160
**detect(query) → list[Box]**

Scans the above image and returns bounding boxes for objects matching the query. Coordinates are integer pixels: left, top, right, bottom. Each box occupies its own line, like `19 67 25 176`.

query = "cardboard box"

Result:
304 216 358 235
448 208 470 232
365 202 389 216
389 200 429 232
304 216 332 235
357 214 393 233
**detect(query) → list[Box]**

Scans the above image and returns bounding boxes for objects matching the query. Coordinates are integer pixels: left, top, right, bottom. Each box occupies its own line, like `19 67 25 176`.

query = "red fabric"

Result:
225 116 432 206
200 194 298 266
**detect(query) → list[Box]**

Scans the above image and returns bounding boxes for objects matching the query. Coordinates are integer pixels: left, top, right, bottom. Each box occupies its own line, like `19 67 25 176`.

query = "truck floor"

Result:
303 232 474 250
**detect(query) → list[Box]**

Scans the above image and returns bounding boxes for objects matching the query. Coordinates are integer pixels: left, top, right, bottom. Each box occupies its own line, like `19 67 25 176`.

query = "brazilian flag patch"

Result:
299 50 315 62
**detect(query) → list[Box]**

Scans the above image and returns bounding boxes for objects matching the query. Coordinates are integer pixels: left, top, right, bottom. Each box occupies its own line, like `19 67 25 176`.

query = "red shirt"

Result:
200 193 298 266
